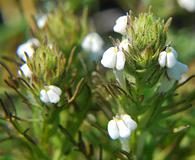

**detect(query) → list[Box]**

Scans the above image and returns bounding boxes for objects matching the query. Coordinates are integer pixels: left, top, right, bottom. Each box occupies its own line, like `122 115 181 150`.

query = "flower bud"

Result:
107 114 137 140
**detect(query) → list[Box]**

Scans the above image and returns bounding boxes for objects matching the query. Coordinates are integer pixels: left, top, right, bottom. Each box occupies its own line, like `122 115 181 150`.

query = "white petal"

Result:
116 51 125 70
167 61 188 80
101 47 117 69
117 120 131 139
176 61 188 73
18 64 32 78
82 32 104 53
40 89 50 103
121 114 137 131
47 89 60 103
169 47 178 58
16 43 35 62
113 16 127 35
167 67 180 80
158 51 167 68
107 120 119 140
119 39 129 52
166 51 177 68
48 85 62 95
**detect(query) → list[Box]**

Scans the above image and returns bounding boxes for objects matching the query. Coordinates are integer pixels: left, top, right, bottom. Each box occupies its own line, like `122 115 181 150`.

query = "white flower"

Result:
119 39 130 52
177 0 195 12
18 63 32 78
107 114 137 140
40 85 62 104
158 47 178 68
82 32 104 53
101 47 125 70
16 38 40 62
37 15 48 29
113 15 128 35
167 61 188 80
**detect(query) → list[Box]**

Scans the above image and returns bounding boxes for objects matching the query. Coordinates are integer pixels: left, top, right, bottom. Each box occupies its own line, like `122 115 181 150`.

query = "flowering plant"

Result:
0 3 194 160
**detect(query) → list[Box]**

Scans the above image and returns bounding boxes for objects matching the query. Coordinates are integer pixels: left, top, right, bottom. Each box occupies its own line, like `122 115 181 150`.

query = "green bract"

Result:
124 11 171 87
29 45 66 86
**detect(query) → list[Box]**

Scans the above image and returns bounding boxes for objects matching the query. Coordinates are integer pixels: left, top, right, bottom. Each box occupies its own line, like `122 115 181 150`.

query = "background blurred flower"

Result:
37 15 48 29
177 0 195 12
82 32 104 53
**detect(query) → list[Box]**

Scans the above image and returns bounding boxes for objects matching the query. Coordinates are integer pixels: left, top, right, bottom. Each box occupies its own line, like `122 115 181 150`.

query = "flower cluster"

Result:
16 39 63 104
101 15 130 71
101 12 189 149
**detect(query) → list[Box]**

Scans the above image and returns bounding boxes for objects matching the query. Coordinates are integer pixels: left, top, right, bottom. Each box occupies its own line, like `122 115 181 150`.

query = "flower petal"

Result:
116 51 125 70
47 90 60 103
166 51 177 68
107 120 119 140
101 47 117 69
18 63 32 78
158 51 167 68
167 66 180 80
119 39 129 52
169 47 178 58
48 85 62 95
117 120 131 139
40 89 50 103
177 61 188 73
16 43 35 62
121 114 137 131
167 61 188 80
113 16 127 35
